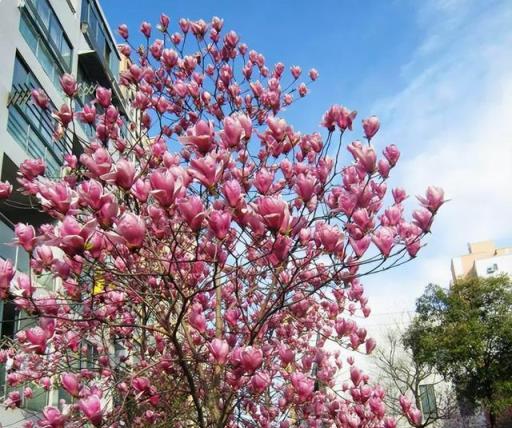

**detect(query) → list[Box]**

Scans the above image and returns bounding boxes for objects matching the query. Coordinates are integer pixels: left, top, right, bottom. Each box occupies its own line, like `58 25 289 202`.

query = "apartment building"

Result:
451 240 512 283
0 0 126 423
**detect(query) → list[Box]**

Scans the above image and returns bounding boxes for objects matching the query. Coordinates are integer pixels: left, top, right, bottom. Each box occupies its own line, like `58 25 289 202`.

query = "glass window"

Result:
62 39 72 67
36 0 50 28
49 14 63 50
25 387 49 411
88 8 99 45
7 56 62 177
26 0 72 72
19 16 38 54
0 222 17 263
80 0 89 23
0 300 17 340
19 13 64 92
419 384 438 419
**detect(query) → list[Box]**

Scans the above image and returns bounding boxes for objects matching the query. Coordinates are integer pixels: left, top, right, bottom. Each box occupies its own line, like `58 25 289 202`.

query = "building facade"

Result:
451 241 512 283
0 0 124 424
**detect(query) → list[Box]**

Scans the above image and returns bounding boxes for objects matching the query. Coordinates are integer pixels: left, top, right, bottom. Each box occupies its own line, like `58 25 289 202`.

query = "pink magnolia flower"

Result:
150 169 182 206
79 395 103 427
102 158 136 190
79 104 96 124
31 89 49 109
251 372 270 393
254 168 274 194
118 24 129 39
132 377 151 393
26 326 47 354
15 223 35 252
189 155 223 188
5 391 21 408
209 338 230 364
23 387 33 399
40 406 67 428
417 186 445 212
189 308 206 333
58 216 93 255
392 187 407 204
362 116 380 139
61 373 80 397
384 417 398 428
383 144 400 166
19 158 45 179
116 213 146 249
350 366 362 386
378 159 391 178
294 174 317 202
240 346 263 372
256 197 290 234
290 66 302 79
131 179 151 203
290 372 314 401
412 209 433 232
399 395 412 412
179 120 215 154
59 73 78 97
372 227 395 257
159 14 170 31
407 407 422 426
220 116 244 149
178 196 205 231
80 147 112 178
315 222 344 253
140 21 152 38
209 210 232 239
349 236 371 258
348 141 377 173
95 87 112 108
223 179 243 207
0 180 12 199
365 338 377 354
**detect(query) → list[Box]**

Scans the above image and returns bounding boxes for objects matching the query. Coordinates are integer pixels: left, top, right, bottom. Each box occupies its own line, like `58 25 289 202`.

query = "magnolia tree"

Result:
0 14 444 428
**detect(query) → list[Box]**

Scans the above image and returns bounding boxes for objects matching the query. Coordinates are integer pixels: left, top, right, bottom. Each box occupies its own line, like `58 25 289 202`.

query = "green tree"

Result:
404 275 512 427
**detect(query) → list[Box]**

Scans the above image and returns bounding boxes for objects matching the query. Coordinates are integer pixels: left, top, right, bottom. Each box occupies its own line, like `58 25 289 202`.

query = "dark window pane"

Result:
0 300 17 339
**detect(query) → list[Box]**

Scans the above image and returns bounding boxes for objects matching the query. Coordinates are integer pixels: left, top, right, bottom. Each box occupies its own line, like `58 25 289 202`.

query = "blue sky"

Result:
101 0 512 330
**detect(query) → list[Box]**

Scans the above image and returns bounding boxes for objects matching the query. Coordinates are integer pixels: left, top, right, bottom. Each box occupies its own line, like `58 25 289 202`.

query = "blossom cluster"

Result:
0 13 442 427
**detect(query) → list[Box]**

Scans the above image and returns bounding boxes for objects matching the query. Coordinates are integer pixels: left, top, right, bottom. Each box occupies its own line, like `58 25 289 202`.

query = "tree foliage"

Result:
0 13 444 428
404 275 512 425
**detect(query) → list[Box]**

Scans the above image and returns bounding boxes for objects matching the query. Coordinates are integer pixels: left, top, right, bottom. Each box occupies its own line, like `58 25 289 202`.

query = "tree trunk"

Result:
489 411 496 428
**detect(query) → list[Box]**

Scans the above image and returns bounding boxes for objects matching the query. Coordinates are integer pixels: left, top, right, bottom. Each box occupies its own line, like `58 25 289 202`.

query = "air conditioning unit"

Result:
486 264 498 274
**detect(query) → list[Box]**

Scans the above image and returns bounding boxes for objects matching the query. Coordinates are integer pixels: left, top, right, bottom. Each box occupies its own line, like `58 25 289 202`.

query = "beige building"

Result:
451 241 512 283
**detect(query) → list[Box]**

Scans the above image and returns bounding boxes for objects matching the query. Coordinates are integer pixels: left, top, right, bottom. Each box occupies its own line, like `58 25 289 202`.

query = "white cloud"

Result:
363 0 512 322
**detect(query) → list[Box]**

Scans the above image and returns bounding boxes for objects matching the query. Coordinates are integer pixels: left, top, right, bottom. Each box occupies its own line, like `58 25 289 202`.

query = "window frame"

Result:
25 0 73 72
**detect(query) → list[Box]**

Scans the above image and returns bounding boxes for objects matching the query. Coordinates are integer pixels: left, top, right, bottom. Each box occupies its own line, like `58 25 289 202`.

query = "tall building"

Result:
0 0 126 423
451 241 512 283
